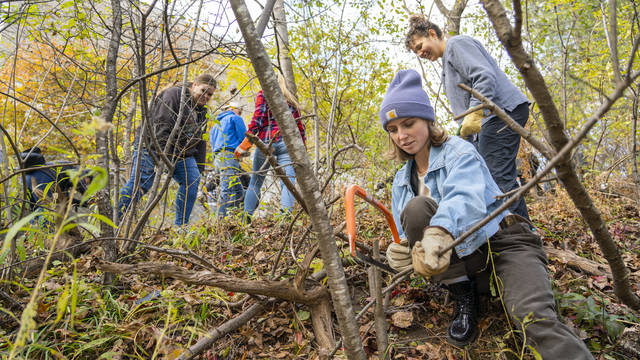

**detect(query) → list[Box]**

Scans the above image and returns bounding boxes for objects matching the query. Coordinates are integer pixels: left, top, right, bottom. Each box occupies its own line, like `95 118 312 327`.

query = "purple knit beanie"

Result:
379 69 435 130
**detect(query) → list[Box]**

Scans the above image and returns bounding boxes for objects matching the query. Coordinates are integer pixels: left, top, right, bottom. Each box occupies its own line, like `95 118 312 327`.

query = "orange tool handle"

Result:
344 184 401 257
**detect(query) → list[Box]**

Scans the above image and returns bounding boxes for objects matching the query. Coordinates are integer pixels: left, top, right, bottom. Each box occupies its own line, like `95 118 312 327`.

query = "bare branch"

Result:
98 261 329 304
176 299 275 360
0 91 80 159
458 83 556 160
245 132 309 214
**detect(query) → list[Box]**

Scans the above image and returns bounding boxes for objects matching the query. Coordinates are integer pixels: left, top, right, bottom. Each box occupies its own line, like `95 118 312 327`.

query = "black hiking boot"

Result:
447 280 479 347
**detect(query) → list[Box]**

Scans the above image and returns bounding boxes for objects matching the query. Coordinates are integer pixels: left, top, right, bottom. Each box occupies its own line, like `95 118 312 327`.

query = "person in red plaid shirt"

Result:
234 73 305 219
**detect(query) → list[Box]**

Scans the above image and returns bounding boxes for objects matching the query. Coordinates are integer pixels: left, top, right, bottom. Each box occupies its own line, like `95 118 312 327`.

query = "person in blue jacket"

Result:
405 14 530 221
18 147 91 230
209 102 247 218
382 70 592 358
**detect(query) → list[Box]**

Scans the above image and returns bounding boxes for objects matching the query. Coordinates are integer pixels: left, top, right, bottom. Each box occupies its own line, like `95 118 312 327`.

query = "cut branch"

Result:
176 299 275 360
98 261 329 305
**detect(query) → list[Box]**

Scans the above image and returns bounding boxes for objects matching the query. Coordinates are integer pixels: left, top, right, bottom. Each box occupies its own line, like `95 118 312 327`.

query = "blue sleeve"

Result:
449 38 497 109
429 150 490 242
390 174 407 241
234 115 247 139
209 127 215 151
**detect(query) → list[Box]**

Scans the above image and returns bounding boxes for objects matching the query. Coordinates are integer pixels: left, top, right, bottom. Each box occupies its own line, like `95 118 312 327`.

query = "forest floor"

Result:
1 180 639 360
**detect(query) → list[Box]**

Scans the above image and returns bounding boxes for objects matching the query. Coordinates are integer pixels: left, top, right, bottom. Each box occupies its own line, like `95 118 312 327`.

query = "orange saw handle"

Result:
344 184 401 257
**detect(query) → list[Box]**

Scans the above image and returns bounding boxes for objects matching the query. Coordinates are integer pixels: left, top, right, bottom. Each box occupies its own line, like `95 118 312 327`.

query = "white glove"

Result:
411 227 454 278
386 238 413 272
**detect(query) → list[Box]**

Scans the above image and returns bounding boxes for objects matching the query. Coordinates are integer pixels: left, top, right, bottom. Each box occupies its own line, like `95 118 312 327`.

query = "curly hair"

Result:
404 14 444 51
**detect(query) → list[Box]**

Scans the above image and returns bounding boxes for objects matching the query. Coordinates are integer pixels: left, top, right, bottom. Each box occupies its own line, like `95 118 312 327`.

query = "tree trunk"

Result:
311 81 320 174
310 298 336 359
631 90 640 199
433 0 468 36
228 1 367 357
98 0 123 284
480 0 640 310
273 0 297 96
122 89 138 175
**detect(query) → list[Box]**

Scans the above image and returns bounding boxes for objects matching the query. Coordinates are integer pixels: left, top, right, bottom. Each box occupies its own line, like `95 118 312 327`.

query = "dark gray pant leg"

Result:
400 196 438 248
400 196 467 281
491 223 593 359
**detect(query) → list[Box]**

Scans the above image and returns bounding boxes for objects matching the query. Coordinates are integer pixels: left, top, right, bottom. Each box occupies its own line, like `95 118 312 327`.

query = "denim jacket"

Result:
391 136 508 257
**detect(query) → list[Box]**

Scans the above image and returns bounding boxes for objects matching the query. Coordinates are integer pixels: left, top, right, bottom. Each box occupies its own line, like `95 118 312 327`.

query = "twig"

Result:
0 91 81 159
321 144 362 194
495 176 559 199
452 104 488 121
458 84 556 160
176 298 276 360
269 209 304 277
0 162 80 185
0 289 22 310
438 72 640 256
330 268 413 356
245 132 309 214
142 244 222 273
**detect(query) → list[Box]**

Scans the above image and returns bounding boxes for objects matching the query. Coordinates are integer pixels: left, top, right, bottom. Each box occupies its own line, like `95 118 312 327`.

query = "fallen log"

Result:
98 261 329 305
545 247 612 278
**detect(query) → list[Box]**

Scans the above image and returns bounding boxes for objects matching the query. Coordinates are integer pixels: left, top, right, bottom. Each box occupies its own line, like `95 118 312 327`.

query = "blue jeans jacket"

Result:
391 136 508 257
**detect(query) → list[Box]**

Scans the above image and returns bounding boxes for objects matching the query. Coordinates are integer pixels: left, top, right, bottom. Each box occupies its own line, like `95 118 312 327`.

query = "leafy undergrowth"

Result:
1 181 639 359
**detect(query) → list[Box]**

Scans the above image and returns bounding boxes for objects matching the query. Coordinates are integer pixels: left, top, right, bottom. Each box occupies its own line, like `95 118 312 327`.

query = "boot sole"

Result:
446 326 479 347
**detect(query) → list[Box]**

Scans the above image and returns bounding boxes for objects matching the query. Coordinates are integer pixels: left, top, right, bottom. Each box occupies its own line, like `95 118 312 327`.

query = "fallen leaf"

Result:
392 311 413 328
255 251 268 261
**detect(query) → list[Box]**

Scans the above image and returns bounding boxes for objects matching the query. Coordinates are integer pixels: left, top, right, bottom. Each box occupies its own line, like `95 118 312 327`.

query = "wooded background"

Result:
0 0 638 359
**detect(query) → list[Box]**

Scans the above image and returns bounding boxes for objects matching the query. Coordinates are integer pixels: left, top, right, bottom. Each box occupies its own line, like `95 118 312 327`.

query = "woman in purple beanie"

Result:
382 69 592 358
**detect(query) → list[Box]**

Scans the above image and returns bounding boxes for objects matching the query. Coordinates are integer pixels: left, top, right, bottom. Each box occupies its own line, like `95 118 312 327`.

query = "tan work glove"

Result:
234 138 252 159
459 109 483 138
386 238 413 272
411 226 454 278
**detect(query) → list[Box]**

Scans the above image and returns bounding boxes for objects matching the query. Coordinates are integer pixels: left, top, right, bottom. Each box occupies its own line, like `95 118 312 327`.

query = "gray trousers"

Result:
401 196 593 359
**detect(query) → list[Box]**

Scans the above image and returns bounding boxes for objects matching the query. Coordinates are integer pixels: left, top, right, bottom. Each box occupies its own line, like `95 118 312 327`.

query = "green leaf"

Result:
55 284 70 324
74 336 113 354
605 319 624 339
0 212 39 264
81 167 107 204
297 310 310 321
70 265 78 328
86 213 116 228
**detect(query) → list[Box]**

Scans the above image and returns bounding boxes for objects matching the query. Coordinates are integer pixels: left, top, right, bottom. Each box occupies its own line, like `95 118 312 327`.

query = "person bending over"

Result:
405 14 530 220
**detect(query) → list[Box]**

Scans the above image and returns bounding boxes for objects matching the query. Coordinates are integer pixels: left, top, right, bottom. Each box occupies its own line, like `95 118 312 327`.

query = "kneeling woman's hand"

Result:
386 238 413 272
412 227 454 277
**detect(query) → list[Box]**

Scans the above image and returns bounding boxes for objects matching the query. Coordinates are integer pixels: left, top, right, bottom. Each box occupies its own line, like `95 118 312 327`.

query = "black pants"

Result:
477 102 530 220
401 196 593 359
